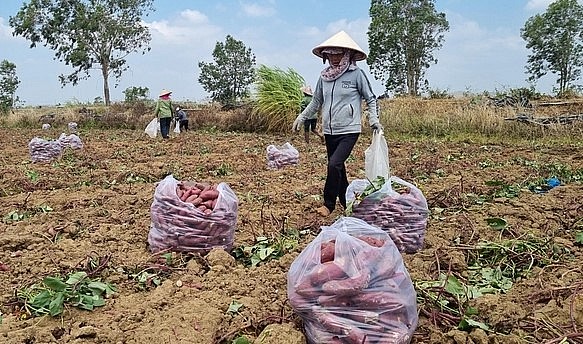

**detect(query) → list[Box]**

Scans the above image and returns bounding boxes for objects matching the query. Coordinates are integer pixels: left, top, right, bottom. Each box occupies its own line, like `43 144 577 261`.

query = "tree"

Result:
0 60 20 114
521 0 583 96
9 0 154 106
198 35 256 106
367 0 449 97
123 86 150 103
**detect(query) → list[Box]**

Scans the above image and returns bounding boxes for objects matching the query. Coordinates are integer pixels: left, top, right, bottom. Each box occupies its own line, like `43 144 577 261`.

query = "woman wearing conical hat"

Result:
292 30 382 217
155 89 174 139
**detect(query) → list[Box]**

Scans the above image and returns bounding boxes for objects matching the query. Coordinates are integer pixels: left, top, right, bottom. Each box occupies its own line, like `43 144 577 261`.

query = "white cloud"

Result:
144 9 222 46
525 0 553 11
240 2 276 17
0 17 14 40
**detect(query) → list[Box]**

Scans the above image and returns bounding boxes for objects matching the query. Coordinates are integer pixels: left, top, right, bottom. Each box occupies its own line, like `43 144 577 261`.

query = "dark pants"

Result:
159 117 171 138
180 120 189 132
323 133 360 211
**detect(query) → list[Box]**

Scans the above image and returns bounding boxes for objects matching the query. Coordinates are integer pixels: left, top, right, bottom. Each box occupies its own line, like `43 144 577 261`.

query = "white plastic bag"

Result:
288 217 418 344
145 118 159 138
266 142 299 169
173 120 181 134
365 130 390 181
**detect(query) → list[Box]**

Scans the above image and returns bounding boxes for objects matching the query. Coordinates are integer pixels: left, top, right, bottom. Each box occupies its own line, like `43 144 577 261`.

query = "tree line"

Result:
2 0 583 113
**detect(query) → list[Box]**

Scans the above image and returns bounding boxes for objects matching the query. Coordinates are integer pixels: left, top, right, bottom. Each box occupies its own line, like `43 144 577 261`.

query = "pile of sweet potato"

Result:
266 142 299 169
348 177 429 253
288 217 418 344
148 175 238 254
176 181 220 215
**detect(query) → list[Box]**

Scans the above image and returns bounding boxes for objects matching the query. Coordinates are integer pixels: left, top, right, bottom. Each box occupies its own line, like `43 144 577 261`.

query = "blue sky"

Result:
0 0 559 106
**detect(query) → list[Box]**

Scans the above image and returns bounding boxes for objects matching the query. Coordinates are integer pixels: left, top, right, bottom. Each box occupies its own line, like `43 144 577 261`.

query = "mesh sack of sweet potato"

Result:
266 142 299 169
287 217 418 344
28 137 63 163
148 174 238 254
58 133 84 150
346 176 429 254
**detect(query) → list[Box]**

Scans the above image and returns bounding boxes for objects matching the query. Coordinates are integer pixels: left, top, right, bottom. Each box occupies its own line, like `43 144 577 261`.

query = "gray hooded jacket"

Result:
299 65 379 135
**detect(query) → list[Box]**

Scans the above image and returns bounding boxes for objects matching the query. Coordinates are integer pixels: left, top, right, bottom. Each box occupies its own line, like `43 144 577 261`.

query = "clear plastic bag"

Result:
148 175 239 254
346 176 429 253
173 120 180 134
365 130 390 181
266 142 299 169
145 118 159 138
287 217 418 344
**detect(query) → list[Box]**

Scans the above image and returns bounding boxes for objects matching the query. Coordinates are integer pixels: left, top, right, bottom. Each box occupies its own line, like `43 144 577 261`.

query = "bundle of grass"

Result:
252 65 305 133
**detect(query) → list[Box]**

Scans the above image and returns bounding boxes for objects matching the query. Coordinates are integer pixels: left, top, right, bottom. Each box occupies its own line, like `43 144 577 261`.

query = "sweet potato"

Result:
350 291 405 310
307 262 347 286
317 295 353 307
200 189 219 201
311 307 347 335
185 194 198 203
295 279 321 298
321 269 371 296
357 236 385 248
320 240 335 263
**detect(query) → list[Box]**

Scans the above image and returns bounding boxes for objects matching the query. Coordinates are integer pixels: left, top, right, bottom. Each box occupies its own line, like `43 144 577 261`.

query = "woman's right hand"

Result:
292 114 304 131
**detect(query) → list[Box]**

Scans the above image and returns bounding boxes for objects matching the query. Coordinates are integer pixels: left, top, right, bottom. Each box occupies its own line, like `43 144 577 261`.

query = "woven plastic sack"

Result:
148 175 238 254
28 137 62 163
266 142 299 169
58 133 84 150
346 176 429 253
68 122 78 134
288 217 418 344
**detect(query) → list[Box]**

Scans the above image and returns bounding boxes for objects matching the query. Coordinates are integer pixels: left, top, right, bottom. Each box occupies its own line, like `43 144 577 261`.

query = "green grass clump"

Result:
252 65 305 132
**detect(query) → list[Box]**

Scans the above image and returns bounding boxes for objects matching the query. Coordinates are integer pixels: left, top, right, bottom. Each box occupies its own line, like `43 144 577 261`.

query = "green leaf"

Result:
250 256 261 267
48 292 65 316
227 300 243 314
66 271 88 285
43 277 67 292
258 247 274 260
444 275 465 296
232 336 250 344
485 217 507 230
31 290 53 309
458 317 489 331
575 231 583 245
87 281 108 294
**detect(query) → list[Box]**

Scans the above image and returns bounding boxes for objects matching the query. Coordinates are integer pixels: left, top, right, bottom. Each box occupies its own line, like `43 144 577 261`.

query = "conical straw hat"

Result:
159 89 172 97
312 30 367 61
300 85 313 96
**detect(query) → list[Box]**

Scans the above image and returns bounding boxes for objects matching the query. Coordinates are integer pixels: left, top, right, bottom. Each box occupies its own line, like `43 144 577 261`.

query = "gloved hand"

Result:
292 114 304 131
371 123 383 132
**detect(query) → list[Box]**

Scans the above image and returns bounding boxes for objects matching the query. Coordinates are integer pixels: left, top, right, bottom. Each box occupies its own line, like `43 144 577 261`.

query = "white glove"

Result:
292 114 304 131
371 123 383 132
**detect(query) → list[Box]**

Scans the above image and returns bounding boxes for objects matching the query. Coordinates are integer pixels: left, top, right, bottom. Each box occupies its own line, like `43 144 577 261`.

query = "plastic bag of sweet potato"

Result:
148 174 238 254
287 217 418 344
346 176 429 254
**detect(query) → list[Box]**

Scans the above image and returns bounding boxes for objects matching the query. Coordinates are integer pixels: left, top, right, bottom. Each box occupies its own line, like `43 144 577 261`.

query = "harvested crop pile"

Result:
288 217 418 344
148 175 239 254
28 137 62 163
347 176 429 253
266 142 299 169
